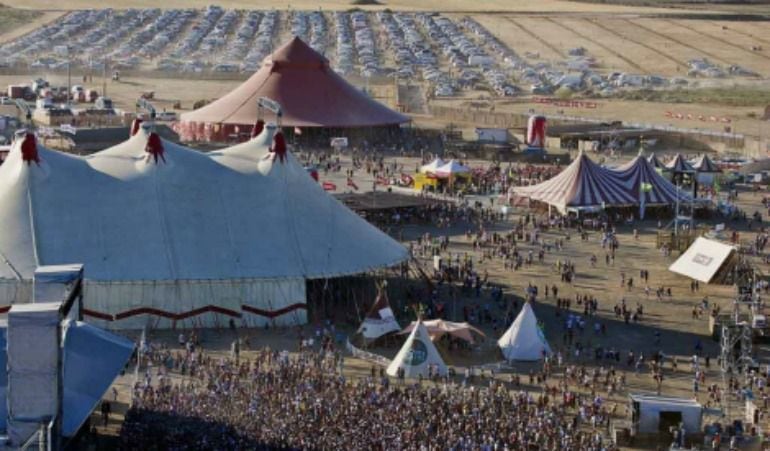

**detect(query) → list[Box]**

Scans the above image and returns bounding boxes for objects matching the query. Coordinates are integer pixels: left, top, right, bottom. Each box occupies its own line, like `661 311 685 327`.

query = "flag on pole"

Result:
347 177 359 191
639 183 651 219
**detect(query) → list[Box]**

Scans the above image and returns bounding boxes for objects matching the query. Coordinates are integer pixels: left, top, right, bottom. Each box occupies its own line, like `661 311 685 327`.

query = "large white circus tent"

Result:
498 302 552 361
0 125 408 328
387 319 447 378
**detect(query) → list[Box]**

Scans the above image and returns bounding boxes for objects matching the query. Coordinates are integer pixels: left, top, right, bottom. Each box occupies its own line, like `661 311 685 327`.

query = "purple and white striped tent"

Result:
647 153 665 170
665 153 695 173
615 155 693 206
514 151 691 213
513 151 636 213
691 154 722 173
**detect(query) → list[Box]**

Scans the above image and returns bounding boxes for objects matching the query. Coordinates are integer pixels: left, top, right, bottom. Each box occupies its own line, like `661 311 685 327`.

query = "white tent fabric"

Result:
0 127 407 327
358 287 400 340
435 160 470 177
498 302 551 361
419 158 445 174
387 320 447 378
669 237 735 283
691 154 721 173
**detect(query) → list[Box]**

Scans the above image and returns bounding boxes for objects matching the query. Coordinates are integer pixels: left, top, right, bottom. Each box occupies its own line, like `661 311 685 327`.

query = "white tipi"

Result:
387 319 447 378
358 283 401 341
498 302 552 361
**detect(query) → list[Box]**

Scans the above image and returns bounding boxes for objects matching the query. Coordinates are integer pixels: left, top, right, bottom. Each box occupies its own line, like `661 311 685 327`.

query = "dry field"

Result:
473 14 770 77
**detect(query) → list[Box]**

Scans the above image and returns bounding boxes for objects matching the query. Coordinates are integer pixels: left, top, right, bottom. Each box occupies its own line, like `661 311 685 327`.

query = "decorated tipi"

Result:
498 302 552 361
357 284 401 341
387 319 447 378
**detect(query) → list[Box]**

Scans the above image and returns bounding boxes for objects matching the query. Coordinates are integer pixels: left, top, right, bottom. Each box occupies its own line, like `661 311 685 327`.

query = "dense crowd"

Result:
121 344 622 451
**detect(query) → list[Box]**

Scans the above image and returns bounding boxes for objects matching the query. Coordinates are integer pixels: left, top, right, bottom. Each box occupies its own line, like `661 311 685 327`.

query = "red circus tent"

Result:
178 36 409 141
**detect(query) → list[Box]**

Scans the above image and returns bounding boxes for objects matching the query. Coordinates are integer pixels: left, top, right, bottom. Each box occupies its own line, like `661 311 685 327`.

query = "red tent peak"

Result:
270 131 287 163
19 133 40 166
130 118 144 137
267 36 328 70
145 132 166 164
251 119 265 138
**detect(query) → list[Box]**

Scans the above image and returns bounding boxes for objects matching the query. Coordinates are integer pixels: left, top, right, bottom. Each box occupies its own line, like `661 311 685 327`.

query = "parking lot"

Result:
0 8 766 102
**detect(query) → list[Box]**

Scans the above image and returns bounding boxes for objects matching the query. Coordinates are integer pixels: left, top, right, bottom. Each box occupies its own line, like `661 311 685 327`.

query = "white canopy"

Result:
387 319 447 378
0 126 407 327
435 160 470 177
498 302 552 361
419 158 445 174
669 237 735 283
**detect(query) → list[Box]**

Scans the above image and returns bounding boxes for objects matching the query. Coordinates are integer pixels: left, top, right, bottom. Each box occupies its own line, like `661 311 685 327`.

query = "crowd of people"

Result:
121 341 623 451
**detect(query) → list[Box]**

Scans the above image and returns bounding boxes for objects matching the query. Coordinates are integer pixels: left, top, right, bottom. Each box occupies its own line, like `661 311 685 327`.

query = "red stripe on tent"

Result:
115 305 242 321
241 303 307 318
82 308 114 321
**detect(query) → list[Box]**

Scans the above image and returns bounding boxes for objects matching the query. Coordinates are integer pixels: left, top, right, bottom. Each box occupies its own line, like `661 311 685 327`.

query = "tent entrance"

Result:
659 411 682 433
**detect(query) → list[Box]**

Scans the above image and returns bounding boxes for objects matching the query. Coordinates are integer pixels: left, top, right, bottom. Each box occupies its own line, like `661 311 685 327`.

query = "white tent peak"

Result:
436 160 470 176
387 319 447 378
419 158 445 174
498 302 552 361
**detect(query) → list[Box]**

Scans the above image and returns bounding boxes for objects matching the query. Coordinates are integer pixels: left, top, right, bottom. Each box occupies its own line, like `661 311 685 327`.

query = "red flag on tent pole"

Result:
322 181 337 191
347 177 359 191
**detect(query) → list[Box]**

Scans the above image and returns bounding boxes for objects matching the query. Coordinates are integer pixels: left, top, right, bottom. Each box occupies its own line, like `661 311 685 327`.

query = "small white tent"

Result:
498 302 552 361
357 285 401 341
387 319 447 378
435 160 470 178
419 158 445 174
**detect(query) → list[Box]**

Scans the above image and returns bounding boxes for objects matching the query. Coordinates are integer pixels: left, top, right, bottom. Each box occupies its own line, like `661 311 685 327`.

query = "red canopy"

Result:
179 36 408 137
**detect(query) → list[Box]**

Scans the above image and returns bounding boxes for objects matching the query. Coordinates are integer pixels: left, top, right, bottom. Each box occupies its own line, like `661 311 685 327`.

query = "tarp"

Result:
179 36 408 134
498 302 551 361
0 126 408 326
387 320 447 378
669 237 735 283
62 321 134 436
0 319 133 438
399 319 485 345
